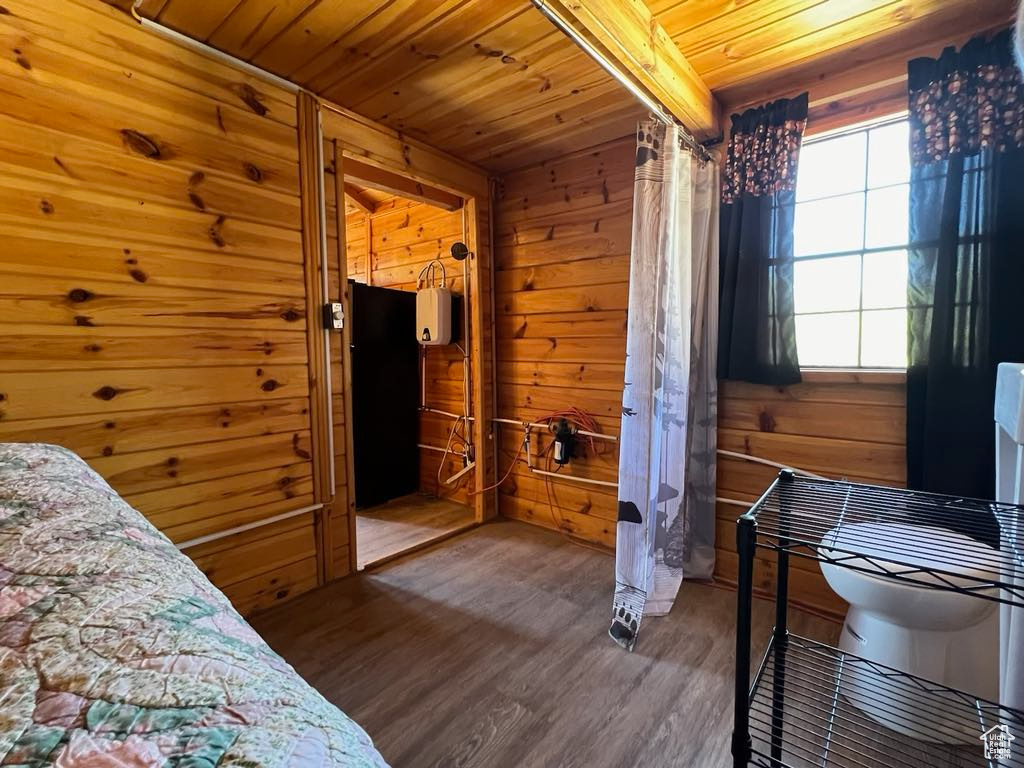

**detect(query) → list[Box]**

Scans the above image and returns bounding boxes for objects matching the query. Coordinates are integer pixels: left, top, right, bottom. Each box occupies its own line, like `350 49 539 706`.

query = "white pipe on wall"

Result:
130 3 300 94
423 407 474 422
176 504 322 550
716 449 828 481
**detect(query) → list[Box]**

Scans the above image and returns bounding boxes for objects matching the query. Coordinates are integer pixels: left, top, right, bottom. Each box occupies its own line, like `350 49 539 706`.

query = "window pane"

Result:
795 255 861 314
796 133 866 201
862 250 907 309
795 193 864 257
795 312 859 367
865 184 908 249
861 309 908 367
868 121 910 187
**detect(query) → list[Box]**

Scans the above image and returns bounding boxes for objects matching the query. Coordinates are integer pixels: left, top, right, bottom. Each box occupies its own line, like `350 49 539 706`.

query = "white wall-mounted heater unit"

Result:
416 286 452 346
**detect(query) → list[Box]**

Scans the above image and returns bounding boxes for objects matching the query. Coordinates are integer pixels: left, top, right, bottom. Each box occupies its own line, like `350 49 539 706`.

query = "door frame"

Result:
317 103 496 577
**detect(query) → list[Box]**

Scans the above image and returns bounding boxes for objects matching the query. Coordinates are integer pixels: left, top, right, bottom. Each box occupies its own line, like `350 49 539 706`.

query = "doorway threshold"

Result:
356 494 476 570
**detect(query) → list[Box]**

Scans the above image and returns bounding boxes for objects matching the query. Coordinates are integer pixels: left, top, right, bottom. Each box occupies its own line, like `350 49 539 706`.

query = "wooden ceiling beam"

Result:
342 157 464 212
343 184 377 215
537 0 720 139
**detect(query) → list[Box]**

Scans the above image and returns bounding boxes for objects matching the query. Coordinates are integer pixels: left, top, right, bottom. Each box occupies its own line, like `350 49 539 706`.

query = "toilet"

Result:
819 521 1002 743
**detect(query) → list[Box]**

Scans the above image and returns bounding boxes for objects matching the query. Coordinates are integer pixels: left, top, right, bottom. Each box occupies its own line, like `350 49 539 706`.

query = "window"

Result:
793 117 909 368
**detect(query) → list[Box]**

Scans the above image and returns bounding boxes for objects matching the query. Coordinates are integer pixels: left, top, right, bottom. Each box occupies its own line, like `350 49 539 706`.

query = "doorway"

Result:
331 153 478 570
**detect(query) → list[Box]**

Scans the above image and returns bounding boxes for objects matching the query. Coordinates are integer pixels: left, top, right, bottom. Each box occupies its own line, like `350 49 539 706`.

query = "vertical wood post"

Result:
334 141 359 575
467 196 495 521
298 91 334 584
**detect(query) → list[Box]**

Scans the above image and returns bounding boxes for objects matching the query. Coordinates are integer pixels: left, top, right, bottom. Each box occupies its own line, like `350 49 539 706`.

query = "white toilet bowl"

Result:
819 522 1001 743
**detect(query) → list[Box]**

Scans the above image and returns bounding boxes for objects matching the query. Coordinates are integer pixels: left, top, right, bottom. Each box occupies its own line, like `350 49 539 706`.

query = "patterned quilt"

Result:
0 443 388 767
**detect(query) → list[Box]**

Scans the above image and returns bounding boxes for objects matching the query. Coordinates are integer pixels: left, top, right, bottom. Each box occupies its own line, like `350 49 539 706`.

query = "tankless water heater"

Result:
416 286 451 345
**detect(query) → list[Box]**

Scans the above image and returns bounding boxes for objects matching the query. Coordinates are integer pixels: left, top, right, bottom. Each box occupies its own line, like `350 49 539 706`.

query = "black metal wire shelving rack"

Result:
731 470 1024 768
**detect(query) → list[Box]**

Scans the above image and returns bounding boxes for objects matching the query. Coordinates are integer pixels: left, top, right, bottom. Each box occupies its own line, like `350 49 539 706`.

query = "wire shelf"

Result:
746 474 1024 608
749 634 1024 768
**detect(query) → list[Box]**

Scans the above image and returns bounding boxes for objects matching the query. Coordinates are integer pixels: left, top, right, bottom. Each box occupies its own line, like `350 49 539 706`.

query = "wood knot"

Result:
67 288 94 303
208 215 226 248
0 7 11 14
15 52 30 70
758 410 776 433
129 268 147 283
74 315 95 327
166 456 179 466
188 191 206 211
104 421 115 429
39 199 54 214
92 385 120 401
261 379 280 392
236 83 268 116
280 308 302 322
188 171 205 186
101 446 113 457
243 162 264 183
120 129 162 159
291 433 311 460
83 344 102 353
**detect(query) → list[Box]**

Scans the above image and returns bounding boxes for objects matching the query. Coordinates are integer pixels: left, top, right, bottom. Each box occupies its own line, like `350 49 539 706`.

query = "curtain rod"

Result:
530 0 711 163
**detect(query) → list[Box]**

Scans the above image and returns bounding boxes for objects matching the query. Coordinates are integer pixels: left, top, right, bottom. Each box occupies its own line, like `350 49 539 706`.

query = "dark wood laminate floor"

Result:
356 494 475 569
253 520 839 768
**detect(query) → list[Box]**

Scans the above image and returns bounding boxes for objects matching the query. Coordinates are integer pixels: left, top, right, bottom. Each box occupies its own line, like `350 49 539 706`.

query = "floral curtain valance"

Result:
721 92 808 204
909 29 1024 164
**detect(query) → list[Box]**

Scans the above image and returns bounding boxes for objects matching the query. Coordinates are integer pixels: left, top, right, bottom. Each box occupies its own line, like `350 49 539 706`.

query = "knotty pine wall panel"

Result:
339 192 474 506
0 0 318 616
494 135 907 618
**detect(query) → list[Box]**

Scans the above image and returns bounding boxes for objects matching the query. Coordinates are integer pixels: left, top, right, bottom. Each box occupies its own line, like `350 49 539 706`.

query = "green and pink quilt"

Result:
0 443 387 767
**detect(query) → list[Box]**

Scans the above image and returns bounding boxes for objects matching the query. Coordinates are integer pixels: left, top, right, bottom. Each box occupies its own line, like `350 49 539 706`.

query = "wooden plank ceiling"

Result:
124 0 1013 172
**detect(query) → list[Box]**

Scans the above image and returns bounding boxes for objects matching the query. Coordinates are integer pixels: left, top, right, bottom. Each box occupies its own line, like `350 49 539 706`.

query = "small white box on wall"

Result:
416 287 452 345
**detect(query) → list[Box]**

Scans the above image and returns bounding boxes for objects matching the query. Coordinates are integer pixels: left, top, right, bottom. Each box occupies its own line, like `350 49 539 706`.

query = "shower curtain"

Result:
609 121 719 651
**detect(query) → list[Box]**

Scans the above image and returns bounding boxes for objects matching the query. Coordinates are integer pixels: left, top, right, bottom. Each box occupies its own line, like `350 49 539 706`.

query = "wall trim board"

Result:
297 91 335 585
332 141 359 575
322 103 489 201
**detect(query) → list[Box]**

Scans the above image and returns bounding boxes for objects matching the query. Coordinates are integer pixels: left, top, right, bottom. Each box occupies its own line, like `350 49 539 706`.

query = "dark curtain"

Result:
907 29 1024 498
718 93 808 386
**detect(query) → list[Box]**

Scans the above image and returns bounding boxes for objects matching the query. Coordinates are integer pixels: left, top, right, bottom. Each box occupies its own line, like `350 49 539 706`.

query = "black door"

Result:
350 281 419 508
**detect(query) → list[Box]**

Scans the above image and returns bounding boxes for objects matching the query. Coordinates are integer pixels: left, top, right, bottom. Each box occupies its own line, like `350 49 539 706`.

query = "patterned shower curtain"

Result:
609 121 719 651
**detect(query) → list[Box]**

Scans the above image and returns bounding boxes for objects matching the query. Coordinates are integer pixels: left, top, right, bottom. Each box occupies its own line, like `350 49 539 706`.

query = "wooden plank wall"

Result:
341 198 474 506
0 0 320 615
494 135 907 617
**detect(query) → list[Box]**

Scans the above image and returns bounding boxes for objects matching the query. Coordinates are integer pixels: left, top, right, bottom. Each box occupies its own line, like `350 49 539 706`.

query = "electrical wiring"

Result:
416 258 447 289
435 415 468 494
470 425 530 496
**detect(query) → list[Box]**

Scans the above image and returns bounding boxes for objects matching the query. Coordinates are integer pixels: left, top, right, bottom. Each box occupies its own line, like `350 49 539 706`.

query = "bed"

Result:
0 443 388 767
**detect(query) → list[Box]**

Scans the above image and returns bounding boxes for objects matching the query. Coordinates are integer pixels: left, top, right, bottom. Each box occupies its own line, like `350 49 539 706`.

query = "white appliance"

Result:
820 522 1001 741
416 286 451 346
995 362 1024 712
